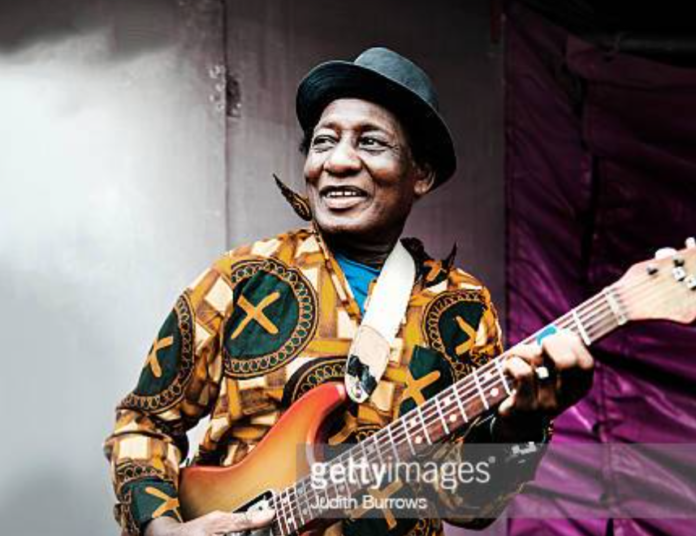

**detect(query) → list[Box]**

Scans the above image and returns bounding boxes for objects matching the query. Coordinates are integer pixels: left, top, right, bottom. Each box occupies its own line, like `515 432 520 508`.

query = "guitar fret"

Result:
298 480 311 520
371 437 385 467
359 443 374 485
272 494 286 536
602 287 626 325
418 407 432 444
322 475 331 512
289 490 299 532
306 481 316 519
341 476 352 502
281 490 297 533
330 481 340 513
295 485 306 526
386 425 401 462
453 387 469 422
495 358 512 396
572 309 591 345
403 421 417 455
472 369 490 410
277 491 289 535
435 396 450 435
441 394 456 425
482 368 502 399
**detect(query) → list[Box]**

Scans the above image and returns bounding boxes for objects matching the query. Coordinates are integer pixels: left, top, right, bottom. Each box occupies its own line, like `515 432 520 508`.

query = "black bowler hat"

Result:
296 47 457 187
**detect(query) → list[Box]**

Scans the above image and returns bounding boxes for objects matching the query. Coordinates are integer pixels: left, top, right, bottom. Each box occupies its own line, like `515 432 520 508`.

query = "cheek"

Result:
372 172 416 208
364 186 412 228
303 153 322 183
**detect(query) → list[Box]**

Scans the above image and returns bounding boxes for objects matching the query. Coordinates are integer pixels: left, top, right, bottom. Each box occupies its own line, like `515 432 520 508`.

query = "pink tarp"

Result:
504 4 696 535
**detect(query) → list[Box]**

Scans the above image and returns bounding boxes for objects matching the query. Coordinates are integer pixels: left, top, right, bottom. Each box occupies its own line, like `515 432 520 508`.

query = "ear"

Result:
413 165 437 199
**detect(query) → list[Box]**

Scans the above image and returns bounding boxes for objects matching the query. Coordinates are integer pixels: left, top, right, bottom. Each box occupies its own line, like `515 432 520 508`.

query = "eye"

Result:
359 136 388 151
310 134 336 151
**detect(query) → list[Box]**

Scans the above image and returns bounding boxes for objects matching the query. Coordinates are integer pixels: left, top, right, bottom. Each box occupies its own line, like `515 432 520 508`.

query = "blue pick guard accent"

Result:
536 325 558 345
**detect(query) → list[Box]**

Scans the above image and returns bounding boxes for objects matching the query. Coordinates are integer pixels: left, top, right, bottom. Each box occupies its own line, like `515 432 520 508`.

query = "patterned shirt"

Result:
104 226 546 536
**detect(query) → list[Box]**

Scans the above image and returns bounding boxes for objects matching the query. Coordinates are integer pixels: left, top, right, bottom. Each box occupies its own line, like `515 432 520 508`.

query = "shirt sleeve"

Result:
440 285 552 530
103 260 233 535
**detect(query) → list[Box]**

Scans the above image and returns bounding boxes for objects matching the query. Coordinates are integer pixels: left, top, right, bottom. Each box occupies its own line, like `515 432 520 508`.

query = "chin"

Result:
315 217 370 238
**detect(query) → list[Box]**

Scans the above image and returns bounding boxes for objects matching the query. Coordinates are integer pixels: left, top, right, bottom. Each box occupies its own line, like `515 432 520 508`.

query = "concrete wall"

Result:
0 1 225 534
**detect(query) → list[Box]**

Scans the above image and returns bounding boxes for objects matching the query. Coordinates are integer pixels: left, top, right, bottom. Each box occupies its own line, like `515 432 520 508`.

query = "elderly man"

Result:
104 48 593 536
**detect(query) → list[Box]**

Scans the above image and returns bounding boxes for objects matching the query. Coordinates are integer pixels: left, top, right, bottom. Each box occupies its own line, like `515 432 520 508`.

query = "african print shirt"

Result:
104 227 547 536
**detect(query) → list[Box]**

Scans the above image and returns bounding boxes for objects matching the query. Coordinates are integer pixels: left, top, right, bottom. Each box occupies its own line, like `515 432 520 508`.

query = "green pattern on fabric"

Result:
222 258 317 379
438 301 484 361
127 479 181 531
133 308 182 397
399 346 455 416
343 507 420 536
225 272 299 357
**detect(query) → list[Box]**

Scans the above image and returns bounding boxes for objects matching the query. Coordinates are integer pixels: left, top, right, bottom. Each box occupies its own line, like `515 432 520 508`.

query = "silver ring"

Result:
225 532 247 536
535 365 551 381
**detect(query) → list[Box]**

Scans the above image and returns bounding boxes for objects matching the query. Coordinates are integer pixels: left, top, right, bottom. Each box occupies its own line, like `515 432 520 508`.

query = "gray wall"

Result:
0 1 503 535
0 1 225 534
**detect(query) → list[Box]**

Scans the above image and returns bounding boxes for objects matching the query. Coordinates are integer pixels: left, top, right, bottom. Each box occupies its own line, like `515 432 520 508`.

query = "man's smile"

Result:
319 185 369 210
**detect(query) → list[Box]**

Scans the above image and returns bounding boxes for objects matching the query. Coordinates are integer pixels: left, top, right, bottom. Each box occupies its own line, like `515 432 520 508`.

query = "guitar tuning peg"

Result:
686 237 696 249
655 247 677 260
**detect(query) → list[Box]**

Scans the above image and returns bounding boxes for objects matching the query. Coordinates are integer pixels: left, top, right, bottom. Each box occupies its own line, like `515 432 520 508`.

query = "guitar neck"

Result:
270 284 628 535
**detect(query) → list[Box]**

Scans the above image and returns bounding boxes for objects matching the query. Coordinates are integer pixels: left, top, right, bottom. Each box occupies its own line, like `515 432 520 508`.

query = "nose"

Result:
324 138 361 176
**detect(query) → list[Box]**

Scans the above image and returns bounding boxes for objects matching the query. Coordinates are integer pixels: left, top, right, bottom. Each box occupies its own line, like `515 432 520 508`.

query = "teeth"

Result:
326 190 362 198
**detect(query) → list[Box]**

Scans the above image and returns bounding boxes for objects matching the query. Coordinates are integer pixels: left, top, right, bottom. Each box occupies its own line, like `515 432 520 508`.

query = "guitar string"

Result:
273 288 633 533
335 279 637 456
278 320 640 530
377 274 689 477
272 275 674 532
270 271 691 532
380 272 674 449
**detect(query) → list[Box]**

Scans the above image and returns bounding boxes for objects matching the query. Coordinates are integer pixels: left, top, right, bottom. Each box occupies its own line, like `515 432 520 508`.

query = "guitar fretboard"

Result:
269 285 627 536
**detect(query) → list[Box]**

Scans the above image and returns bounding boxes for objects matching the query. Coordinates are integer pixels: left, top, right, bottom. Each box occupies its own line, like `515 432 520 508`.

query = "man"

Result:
104 47 594 536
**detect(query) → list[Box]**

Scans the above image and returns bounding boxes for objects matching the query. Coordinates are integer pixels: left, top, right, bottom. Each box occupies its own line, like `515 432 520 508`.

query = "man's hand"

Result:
494 331 594 441
144 509 275 536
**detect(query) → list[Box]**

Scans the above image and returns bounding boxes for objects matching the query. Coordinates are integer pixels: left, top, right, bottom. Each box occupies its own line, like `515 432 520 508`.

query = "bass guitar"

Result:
179 241 696 535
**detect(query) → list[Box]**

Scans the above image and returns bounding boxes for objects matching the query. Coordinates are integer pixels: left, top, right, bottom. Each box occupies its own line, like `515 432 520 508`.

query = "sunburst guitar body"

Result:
180 382 346 528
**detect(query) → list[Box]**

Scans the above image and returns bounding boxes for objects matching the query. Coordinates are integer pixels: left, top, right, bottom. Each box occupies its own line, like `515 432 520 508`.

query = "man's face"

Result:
304 98 432 242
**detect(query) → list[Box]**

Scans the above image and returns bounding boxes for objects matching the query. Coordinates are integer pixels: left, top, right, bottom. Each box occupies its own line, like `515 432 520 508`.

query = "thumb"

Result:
230 509 276 531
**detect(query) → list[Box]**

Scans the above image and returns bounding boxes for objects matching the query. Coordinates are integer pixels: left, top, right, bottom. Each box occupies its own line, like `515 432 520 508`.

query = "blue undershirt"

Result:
334 252 382 315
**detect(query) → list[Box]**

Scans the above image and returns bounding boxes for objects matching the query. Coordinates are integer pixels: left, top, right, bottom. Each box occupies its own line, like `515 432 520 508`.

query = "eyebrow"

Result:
313 120 395 136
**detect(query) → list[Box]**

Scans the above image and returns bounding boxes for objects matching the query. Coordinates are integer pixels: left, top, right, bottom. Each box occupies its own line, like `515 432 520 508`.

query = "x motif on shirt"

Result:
145 486 183 521
231 291 281 340
146 336 174 378
403 369 441 406
353 480 404 529
455 316 476 356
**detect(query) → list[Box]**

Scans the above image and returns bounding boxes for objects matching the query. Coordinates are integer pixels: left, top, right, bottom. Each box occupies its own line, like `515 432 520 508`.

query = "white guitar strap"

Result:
345 240 416 403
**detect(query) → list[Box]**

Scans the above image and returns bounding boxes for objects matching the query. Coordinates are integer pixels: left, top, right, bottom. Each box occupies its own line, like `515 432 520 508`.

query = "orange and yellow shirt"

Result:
104 226 543 536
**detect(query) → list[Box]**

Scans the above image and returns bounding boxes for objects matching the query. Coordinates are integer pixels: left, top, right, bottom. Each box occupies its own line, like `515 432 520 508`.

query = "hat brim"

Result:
296 61 456 186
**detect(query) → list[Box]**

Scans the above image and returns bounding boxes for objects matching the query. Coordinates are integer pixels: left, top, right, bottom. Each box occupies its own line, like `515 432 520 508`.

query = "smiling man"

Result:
303 97 433 262
105 48 594 536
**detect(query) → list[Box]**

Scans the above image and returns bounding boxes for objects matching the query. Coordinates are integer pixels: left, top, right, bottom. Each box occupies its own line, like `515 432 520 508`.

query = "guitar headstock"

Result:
616 238 696 324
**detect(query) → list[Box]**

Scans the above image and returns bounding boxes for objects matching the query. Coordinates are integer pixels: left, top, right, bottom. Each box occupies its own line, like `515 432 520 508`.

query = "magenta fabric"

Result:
504 4 696 536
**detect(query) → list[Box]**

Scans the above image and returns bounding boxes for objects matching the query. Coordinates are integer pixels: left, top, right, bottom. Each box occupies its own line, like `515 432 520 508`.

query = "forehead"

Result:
314 98 406 135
